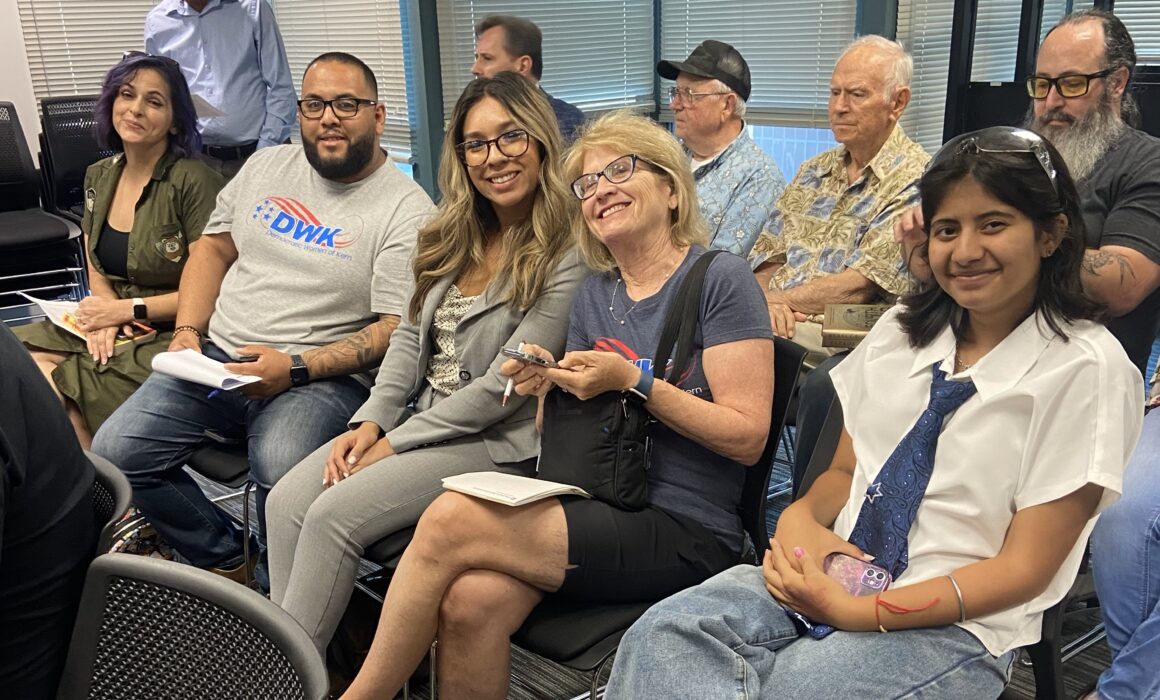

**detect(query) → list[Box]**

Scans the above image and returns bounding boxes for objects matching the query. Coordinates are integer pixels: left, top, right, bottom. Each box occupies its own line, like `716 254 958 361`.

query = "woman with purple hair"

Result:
15 52 224 447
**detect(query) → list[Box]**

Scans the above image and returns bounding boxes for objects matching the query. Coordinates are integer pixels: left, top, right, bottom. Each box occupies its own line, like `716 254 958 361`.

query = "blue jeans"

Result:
606 565 1014 700
91 343 367 588
1092 409 1160 700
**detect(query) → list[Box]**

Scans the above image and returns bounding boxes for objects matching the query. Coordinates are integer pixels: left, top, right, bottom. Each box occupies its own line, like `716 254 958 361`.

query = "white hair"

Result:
710 79 747 118
838 35 913 96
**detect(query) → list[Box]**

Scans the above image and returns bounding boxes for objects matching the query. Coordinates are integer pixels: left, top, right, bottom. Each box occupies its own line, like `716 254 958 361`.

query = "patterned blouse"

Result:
747 126 930 297
425 284 478 396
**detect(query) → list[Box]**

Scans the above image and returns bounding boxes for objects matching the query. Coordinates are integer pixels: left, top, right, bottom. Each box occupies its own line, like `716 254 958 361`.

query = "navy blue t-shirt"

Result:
567 246 773 551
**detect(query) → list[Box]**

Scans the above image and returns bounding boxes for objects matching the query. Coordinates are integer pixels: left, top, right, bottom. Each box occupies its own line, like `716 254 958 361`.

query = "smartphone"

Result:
500 346 558 368
234 355 259 363
822 552 892 596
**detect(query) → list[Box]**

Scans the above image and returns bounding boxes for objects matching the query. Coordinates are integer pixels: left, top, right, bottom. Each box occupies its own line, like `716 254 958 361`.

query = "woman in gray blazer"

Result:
265 73 586 653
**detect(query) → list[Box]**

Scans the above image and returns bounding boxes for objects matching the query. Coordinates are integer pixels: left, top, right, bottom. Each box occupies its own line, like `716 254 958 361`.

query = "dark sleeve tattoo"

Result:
1082 250 1136 285
302 315 401 378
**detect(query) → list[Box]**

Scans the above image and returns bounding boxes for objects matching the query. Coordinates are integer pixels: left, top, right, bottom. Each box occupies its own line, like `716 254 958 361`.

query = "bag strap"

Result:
653 249 725 382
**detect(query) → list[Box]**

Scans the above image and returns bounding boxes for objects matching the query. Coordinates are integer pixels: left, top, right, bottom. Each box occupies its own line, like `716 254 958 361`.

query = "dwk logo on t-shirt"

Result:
252 197 361 249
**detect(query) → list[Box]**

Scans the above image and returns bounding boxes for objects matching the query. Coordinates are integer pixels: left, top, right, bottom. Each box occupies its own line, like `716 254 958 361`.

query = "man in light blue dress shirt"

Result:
145 0 296 177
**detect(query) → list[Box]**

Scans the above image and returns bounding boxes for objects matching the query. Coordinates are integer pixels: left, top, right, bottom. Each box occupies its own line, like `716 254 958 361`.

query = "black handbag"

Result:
537 250 724 510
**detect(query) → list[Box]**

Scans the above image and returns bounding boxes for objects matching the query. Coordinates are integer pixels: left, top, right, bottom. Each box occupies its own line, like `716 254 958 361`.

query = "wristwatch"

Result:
132 297 148 322
289 354 310 387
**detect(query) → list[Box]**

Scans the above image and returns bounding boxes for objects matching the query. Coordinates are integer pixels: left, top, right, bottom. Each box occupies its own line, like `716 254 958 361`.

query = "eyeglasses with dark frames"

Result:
667 86 732 104
571 153 662 200
1025 68 1116 100
929 127 1058 195
455 129 530 167
297 98 378 120
121 51 180 69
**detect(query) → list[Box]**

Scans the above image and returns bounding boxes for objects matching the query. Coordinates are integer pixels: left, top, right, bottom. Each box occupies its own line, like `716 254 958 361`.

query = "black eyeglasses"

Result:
297 98 378 120
571 154 661 200
1026 68 1115 100
121 51 180 69
930 126 1058 195
455 129 530 167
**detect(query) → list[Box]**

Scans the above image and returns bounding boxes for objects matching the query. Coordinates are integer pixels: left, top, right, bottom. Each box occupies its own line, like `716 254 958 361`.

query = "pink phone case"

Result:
823 553 892 596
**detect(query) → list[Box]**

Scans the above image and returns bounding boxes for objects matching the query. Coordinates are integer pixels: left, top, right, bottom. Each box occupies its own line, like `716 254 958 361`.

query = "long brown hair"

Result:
407 72 574 321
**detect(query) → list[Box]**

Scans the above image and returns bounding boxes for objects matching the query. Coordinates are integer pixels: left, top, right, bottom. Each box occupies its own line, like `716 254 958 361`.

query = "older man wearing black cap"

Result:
658 40 785 257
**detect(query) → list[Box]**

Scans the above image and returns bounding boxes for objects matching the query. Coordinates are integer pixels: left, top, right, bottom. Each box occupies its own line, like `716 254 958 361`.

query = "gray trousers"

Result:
266 433 509 652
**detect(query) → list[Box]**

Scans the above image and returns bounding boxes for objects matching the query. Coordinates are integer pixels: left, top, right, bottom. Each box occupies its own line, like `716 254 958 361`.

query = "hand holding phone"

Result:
500 346 559 368
822 552 892 597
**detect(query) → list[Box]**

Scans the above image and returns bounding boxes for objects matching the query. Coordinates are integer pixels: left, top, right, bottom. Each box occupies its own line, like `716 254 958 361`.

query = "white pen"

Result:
501 341 524 407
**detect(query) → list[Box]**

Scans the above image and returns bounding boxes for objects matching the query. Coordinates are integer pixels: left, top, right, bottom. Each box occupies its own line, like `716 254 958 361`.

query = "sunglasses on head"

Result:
121 51 181 70
928 126 1059 195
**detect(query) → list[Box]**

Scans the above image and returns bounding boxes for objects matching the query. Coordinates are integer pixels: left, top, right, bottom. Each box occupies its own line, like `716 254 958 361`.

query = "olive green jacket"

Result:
83 150 225 298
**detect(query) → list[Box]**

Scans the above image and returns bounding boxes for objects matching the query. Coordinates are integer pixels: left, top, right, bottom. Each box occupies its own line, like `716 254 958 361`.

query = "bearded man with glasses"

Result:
91 53 435 593
657 40 786 257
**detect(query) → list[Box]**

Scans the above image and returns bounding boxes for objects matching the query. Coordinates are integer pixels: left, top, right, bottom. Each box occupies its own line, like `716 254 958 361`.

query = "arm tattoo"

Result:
1082 250 1136 285
302 316 400 378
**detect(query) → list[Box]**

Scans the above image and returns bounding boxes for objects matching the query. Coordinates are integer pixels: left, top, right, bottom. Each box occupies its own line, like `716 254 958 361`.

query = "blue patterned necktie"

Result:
847 363 978 579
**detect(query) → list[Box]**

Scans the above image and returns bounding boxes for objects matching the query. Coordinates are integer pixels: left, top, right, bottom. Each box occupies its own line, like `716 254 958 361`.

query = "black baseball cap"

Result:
657 40 751 102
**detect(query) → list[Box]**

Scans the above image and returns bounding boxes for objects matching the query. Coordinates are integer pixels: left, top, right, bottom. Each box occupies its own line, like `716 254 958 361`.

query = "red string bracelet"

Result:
874 592 941 633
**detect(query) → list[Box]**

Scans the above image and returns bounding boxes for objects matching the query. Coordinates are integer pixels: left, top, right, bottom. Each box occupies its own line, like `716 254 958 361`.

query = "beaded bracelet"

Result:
173 325 204 341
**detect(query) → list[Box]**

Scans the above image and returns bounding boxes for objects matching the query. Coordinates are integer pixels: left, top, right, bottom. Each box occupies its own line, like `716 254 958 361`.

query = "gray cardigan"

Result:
349 248 587 464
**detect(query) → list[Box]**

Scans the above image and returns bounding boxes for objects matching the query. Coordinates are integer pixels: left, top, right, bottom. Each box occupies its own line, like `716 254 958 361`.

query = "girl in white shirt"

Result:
605 126 1144 699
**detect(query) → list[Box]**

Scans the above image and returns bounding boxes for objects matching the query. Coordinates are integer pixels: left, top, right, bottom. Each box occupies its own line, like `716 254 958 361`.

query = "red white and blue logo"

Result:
593 336 697 387
252 197 361 249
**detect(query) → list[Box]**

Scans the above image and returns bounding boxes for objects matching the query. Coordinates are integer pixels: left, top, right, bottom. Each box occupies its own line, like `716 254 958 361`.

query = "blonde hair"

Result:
408 72 575 322
563 111 708 271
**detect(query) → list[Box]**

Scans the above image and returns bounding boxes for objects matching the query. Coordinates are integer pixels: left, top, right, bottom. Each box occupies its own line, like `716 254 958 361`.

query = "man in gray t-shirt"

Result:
92 53 434 590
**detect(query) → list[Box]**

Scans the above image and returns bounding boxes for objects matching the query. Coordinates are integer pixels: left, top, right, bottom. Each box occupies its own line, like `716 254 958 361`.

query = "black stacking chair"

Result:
186 431 257 586
56 553 327 700
85 451 133 556
40 95 110 223
510 337 809 699
0 102 85 322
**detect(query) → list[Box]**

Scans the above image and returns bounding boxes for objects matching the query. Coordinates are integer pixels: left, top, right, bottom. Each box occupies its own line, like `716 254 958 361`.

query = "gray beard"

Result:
1024 93 1125 181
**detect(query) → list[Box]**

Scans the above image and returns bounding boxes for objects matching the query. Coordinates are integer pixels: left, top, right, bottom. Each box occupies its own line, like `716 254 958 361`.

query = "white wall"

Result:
0 0 40 154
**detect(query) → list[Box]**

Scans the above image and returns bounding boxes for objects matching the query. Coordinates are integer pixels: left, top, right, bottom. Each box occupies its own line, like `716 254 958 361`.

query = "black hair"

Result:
897 136 1102 348
304 52 378 97
476 15 544 80
95 54 201 157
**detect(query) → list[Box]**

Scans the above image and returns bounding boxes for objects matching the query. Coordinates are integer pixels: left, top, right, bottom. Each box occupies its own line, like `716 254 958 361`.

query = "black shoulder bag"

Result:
537 250 724 510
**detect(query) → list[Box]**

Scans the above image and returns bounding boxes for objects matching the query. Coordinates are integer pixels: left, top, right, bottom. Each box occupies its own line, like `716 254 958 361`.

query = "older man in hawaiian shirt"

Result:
749 36 929 363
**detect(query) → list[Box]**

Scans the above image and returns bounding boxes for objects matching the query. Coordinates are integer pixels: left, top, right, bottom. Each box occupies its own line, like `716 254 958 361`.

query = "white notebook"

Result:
151 349 261 390
442 472 590 507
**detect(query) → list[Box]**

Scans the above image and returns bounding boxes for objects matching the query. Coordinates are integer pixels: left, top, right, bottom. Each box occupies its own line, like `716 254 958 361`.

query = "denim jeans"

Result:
91 343 367 589
1091 409 1160 700
606 564 1014 700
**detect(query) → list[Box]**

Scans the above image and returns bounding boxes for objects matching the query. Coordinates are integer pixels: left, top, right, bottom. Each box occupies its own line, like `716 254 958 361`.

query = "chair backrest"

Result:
738 337 809 559
56 553 329 700
84 451 133 555
0 102 41 212
40 96 109 215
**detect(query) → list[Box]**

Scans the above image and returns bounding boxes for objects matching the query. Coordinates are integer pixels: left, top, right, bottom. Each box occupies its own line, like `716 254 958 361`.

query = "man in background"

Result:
658 40 786 256
146 0 297 177
471 15 586 142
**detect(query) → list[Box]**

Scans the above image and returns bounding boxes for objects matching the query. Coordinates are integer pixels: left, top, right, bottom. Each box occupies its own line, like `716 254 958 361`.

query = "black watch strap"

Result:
289 354 310 387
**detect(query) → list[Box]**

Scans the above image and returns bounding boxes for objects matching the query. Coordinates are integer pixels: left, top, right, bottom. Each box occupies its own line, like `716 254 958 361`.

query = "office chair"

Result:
56 553 328 700
0 102 85 324
85 450 133 556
